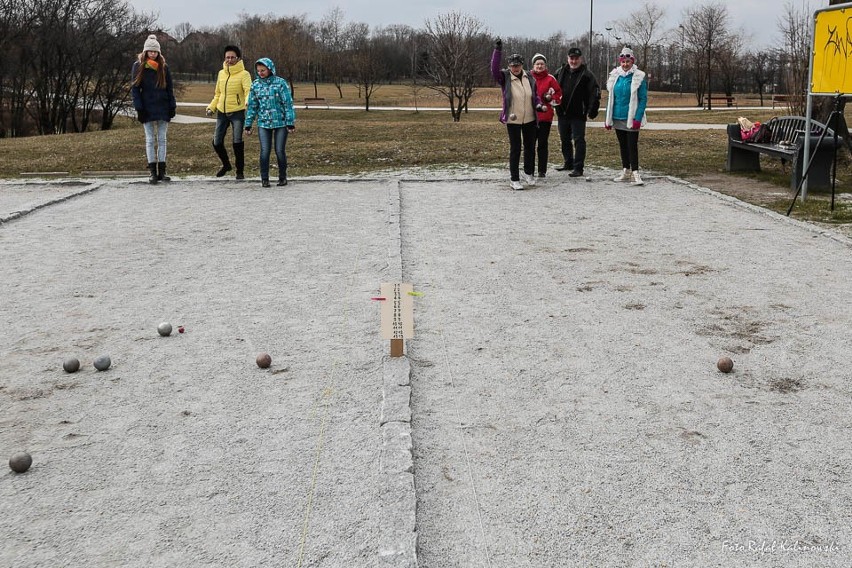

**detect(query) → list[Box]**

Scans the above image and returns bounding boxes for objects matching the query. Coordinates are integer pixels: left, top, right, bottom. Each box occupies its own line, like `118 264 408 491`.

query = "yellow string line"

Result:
295 246 361 566
296 364 337 566
439 326 493 568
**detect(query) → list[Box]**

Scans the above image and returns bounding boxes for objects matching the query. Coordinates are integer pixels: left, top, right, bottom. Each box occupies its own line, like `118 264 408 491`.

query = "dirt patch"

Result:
689 173 852 239
689 173 793 207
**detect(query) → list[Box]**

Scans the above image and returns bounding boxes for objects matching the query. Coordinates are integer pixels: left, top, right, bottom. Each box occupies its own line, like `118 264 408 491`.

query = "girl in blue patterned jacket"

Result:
244 57 296 187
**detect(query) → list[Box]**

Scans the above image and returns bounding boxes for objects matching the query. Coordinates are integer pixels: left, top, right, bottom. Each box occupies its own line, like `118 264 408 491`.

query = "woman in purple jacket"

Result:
491 38 543 190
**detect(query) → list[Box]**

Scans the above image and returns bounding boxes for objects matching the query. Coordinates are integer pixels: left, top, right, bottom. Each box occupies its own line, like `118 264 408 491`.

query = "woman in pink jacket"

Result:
530 53 562 180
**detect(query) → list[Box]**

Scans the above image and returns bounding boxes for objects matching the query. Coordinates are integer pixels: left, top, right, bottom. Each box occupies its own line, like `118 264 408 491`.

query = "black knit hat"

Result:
224 45 241 59
507 53 524 66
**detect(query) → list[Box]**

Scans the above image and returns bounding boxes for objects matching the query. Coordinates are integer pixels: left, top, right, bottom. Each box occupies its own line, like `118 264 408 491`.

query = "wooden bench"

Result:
726 115 841 191
303 97 329 109
703 95 737 109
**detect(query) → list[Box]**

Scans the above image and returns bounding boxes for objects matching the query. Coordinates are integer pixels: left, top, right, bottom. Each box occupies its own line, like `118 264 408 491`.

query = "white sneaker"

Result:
522 173 536 186
631 171 644 186
613 168 631 182
510 180 524 190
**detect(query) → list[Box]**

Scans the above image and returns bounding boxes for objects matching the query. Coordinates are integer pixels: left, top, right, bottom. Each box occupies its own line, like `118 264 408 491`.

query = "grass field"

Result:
1 82 850 225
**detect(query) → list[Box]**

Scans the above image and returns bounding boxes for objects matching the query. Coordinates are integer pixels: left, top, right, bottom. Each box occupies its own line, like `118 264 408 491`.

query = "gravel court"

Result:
0 179 393 567
2 171 852 567
400 174 852 566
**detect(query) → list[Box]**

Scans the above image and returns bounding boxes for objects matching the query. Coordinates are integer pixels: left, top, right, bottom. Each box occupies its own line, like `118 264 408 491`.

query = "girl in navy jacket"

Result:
131 34 176 183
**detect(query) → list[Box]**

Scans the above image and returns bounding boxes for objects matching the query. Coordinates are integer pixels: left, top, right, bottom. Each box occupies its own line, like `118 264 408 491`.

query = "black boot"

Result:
233 142 245 180
277 168 287 186
157 162 170 182
213 142 231 177
148 162 158 184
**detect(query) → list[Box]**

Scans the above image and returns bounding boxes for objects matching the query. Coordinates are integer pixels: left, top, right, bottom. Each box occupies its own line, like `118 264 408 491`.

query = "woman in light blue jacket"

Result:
605 47 648 186
244 57 296 187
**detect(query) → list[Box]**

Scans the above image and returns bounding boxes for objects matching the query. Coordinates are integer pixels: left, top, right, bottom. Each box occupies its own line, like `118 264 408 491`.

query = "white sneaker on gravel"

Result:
613 168 631 182
522 173 536 186
510 180 524 190
631 171 645 186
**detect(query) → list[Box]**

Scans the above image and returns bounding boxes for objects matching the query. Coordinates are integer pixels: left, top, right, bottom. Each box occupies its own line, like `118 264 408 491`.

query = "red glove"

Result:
604 125 612 130
632 120 642 130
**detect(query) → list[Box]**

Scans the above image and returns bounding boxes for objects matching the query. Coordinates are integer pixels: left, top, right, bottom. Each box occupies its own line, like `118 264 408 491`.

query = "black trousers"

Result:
557 116 587 171
507 122 537 181
615 128 640 171
535 121 552 175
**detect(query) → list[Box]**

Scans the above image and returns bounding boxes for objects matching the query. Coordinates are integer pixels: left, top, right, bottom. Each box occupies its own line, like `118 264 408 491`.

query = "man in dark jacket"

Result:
554 47 601 177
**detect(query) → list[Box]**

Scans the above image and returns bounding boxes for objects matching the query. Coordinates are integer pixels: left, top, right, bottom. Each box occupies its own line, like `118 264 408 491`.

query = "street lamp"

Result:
589 0 594 66
678 24 685 95
604 27 619 68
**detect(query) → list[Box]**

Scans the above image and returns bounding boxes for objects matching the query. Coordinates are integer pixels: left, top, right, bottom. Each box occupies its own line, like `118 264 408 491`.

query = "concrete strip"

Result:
0 181 102 224
379 179 418 565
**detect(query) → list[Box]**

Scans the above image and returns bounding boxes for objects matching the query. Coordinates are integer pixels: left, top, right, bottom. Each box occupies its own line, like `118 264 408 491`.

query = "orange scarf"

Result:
145 59 159 71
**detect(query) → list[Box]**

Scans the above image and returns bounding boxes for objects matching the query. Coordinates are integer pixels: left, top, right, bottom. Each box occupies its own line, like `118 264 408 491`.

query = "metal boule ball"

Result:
256 353 272 369
93 355 111 371
158 322 172 336
63 358 80 373
585 176 592 182
717 357 734 373
9 452 32 473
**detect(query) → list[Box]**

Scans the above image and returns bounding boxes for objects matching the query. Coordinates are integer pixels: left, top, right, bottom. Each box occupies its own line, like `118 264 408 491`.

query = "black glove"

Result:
494 38 502 50
136 110 147 123
588 110 598 120
168 108 176 119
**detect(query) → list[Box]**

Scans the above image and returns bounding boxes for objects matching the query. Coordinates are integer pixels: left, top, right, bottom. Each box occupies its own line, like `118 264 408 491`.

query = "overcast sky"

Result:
130 0 819 50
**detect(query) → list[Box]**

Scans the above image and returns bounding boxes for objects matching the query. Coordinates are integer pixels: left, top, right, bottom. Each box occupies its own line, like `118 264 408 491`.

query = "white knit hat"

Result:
619 46 635 60
531 53 547 65
143 34 161 53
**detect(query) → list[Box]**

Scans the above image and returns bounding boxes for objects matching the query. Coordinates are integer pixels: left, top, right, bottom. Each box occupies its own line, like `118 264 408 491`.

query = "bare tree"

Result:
680 3 730 108
776 0 811 115
237 14 314 97
349 25 386 111
0 0 33 136
172 22 194 42
715 33 745 100
745 50 774 105
615 1 668 85
422 11 489 122
316 7 347 98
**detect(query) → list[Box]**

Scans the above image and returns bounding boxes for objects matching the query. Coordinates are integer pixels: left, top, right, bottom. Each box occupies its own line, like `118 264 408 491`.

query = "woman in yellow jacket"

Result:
206 45 252 179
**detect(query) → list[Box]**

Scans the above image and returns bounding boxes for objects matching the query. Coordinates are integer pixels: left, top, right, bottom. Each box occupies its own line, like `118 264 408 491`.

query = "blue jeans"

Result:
258 127 288 181
557 116 587 171
142 121 169 162
213 110 244 145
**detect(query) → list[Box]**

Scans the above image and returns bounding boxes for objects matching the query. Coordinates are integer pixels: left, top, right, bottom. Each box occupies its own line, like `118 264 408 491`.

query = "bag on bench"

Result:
750 123 772 143
738 117 772 144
